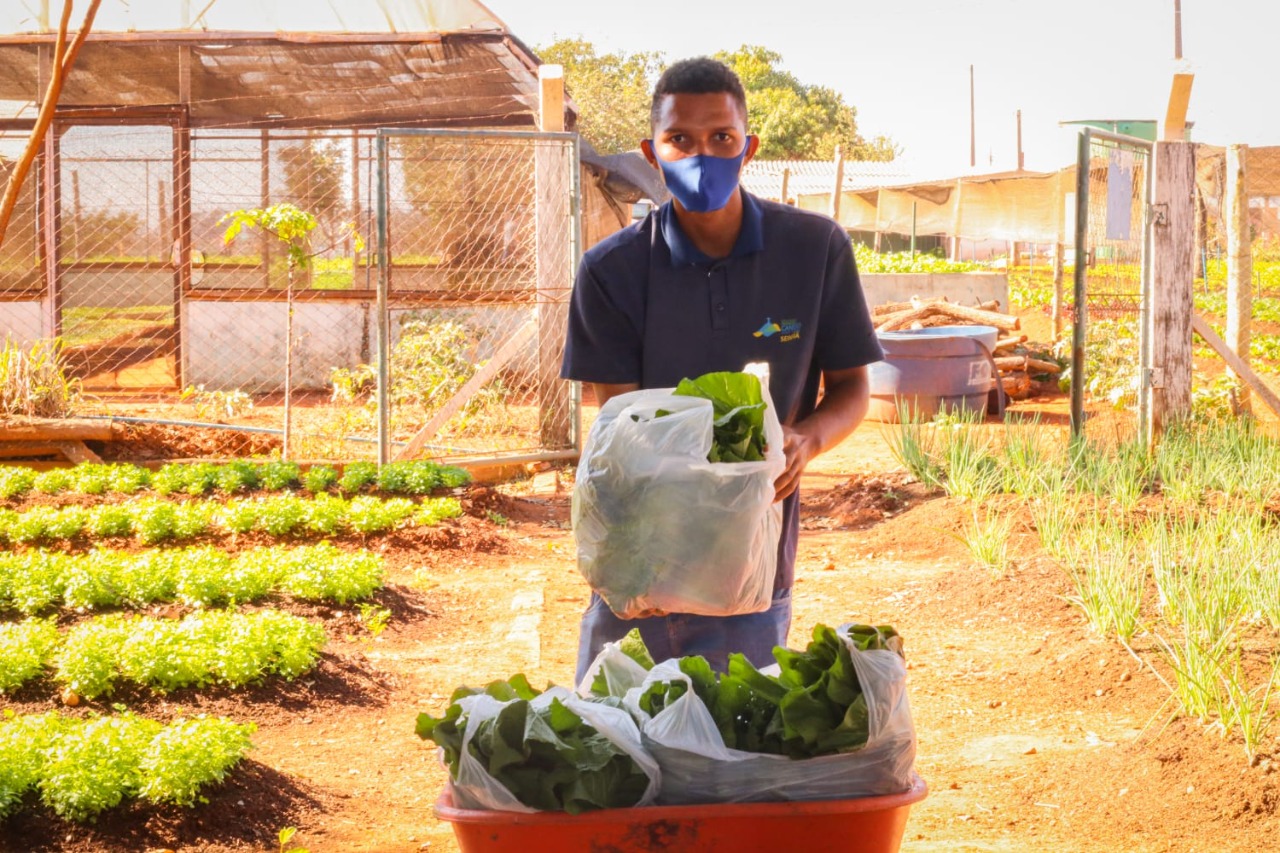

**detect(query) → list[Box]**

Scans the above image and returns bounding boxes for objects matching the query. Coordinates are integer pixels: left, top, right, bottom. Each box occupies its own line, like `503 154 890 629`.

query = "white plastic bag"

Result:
444 686 661 812
620 639 916 804
572 366 785 618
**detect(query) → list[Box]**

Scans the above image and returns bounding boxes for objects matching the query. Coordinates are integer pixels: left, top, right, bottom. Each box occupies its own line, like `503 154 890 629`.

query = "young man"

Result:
562 57 882 683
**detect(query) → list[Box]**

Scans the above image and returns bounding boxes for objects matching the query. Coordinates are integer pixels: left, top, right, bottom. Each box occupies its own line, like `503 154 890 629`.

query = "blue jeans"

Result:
574 589 793 687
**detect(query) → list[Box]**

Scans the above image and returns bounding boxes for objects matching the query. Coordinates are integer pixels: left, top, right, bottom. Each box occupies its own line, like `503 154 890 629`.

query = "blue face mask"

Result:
647 138 754 213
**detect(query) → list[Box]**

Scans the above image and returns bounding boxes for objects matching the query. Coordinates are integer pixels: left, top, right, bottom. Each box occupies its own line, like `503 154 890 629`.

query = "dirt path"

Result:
299 417 1275 852
4 407 1277 852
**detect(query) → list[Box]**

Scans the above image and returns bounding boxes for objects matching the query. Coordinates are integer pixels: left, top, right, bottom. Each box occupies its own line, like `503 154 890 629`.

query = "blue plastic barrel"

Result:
867 325 1000 422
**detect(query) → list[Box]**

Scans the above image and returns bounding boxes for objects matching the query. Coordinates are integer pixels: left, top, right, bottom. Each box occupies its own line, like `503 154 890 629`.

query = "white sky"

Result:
496 0 1280 175
6 0 1276 176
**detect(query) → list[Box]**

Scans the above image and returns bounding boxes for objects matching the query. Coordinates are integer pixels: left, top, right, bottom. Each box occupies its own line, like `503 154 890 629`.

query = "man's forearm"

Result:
590 382 640 409
790 366 870 455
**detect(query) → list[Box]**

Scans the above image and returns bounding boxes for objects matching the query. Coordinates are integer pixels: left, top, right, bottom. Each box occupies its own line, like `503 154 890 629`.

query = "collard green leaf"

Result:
416 681 649 812
638 622 903 760
589 628 656 697
673 372 769 463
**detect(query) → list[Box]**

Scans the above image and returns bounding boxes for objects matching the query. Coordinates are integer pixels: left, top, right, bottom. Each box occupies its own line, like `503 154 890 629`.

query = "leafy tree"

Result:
715 46 899 161
537 39 898 162
536 38 664 154
279 140 346 248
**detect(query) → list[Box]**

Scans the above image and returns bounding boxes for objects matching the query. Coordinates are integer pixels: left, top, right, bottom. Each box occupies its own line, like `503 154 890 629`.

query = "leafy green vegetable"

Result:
672 371 768 463
588 628 656 697
417 676 650 814
0 710 253 822
626 622 903 759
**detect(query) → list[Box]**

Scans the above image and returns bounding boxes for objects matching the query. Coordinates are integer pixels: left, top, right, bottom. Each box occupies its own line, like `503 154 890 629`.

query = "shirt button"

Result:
716 304 726 312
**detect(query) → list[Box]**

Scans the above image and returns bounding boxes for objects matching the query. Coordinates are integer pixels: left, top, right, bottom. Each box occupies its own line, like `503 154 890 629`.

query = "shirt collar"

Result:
658 190 765 266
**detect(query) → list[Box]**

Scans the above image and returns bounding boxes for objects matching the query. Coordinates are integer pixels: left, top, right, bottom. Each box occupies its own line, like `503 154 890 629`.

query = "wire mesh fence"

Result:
1191 145 1280 414
0 129 42 343
0 122 581 463
377 129 580 463
1070 129 1153 434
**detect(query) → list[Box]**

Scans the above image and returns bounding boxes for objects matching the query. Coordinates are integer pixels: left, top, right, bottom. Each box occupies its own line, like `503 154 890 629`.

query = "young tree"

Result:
220 203 361 460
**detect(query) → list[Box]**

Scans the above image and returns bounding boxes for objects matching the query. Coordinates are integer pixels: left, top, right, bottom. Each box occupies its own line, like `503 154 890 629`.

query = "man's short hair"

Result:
650 57 748 130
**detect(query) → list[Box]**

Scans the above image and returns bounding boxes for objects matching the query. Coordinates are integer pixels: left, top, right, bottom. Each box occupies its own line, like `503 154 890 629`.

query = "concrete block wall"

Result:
0 302 44 343
860 273 1009 311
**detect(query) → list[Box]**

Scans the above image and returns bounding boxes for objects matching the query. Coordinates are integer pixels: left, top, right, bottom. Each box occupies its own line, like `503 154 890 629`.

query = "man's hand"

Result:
771 365 870 503
774 425 819 502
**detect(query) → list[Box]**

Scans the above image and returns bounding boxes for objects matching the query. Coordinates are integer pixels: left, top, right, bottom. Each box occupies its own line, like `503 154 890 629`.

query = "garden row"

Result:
0 711 254 822
887 410 1280 760
1 542 383 614
0 494 462 546
1 609 326 698
0 459 470 501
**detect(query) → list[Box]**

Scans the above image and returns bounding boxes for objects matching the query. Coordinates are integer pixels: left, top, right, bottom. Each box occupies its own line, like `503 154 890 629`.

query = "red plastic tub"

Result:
434 774 927 853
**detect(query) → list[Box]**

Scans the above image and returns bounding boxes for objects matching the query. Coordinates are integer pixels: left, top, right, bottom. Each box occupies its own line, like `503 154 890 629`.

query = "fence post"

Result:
1146 141 1196 444
1051 241 1064 338
375 134 391 465
1070 131 1090 438
536 65 572 448
829 145 844 222
1225 143 1252 411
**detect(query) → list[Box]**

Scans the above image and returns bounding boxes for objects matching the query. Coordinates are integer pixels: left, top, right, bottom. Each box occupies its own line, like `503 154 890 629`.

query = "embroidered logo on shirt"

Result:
753 317 801 342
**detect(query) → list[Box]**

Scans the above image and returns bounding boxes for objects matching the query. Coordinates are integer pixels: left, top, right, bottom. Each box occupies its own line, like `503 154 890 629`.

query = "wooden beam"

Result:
57 440 101 463
1163 73 1195 141
1147 141 1197 443
539 64 565 133
0 442 64 459
1225 144 1252 412
535 64 572 449
394 319 537 461
0 419 115 441
1191 314 1280 418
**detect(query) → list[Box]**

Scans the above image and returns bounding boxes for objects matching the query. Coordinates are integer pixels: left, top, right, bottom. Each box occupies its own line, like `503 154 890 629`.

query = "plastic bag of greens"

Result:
597 625 916 804
572 366 785 618
420 683 660 813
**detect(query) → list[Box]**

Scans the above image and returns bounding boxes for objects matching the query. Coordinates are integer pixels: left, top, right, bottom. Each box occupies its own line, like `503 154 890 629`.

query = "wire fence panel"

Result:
0 129 42 344
184 128 381 460
3 122 581 464
57 125 179 391
1072 130 1154 435
377 129 580 463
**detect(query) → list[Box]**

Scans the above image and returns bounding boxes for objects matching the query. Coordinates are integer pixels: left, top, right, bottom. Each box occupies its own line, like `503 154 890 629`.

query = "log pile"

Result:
871 296 1061 401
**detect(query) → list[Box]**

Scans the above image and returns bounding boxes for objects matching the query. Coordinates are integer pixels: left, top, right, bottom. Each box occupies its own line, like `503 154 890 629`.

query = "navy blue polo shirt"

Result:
561 190 882 591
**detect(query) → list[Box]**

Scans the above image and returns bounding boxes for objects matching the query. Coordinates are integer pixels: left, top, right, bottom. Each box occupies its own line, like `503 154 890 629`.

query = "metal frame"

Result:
372 126 583 466
1071 127 1155 439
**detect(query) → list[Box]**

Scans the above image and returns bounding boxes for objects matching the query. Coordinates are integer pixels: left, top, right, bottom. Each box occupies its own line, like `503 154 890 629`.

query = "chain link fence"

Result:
1192 146 1280 415
376 129 580 463
1 129 42 344
0 122 581 463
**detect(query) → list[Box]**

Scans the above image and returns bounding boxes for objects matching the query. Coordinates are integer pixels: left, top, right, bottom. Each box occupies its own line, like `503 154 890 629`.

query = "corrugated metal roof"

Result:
0 0 506 36
741 158 921 200
0 31 550 129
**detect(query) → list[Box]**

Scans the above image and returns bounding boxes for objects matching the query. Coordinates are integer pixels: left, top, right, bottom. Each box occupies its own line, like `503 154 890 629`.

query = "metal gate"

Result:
372 128 582 464
1071 128 1155 437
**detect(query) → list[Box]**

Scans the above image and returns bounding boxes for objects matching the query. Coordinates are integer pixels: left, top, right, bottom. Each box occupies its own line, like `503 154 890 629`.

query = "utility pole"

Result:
1174 0 1183 59
1016 109 1024 171
969 64 976 168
